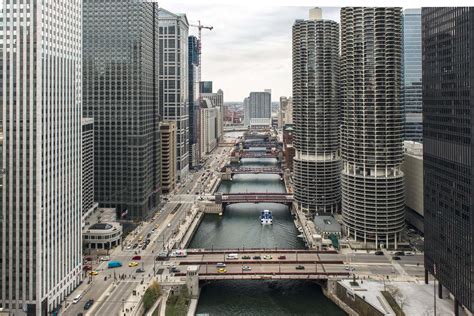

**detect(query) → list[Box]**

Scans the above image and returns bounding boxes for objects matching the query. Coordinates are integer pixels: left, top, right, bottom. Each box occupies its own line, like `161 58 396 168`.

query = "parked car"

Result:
253 256 261 260
278 255 286 260
374 251 384 256
296 265 305 270
83 299 94 310
136 268 145 273
242 255 251 260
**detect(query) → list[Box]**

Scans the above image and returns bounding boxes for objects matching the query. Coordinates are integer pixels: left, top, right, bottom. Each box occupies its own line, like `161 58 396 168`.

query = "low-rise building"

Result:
160 121 177 194
83 222 122 250
401 141 424 232
313 215 342 238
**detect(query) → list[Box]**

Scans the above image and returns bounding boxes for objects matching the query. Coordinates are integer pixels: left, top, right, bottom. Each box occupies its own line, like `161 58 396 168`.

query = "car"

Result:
394 251 405 256
216 263 226 268
392 256 401 261
170 267 180 273
217 268 227 273
84 256 93 262
374 251 384 256
89 271 98 276
253 255 261 260
263 255 272 260
126 246 132 250
83 299 94 310
405 252 415 256
141 245 147 250
99 256 110 261
132 243 138 249
83 265 92 271
136 268 145 273
242 265 251 271
132 255 141 261
278 255 286 260
241 255 251 260
129 261 139 267
296 265 305 270
167 223 171 227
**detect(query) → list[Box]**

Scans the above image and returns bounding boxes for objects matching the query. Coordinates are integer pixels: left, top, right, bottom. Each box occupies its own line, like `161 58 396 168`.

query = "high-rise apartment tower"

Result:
292 8 341 213
1 1 83 314
340 7 405 248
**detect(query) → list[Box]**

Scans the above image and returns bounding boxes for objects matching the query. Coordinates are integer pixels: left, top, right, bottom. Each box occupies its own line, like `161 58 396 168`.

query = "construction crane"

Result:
189 21 213 163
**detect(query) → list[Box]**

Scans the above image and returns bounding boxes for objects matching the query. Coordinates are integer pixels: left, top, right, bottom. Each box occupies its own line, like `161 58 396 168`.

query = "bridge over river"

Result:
217 192 293 205
172 249 350 281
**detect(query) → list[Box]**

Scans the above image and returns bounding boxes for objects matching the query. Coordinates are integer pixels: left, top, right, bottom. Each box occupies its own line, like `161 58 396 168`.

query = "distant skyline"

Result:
158 2 341 101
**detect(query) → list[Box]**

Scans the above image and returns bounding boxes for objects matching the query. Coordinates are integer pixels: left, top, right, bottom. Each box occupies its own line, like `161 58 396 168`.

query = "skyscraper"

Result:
200 81 213 94
82 118 97 222
83 0 161 220
422 7 474 315
158 8 190 180
1 1 83 314
244 91 271 126
340 7 405 248
402 9 423 142
188 36 201 167
292 8 341 214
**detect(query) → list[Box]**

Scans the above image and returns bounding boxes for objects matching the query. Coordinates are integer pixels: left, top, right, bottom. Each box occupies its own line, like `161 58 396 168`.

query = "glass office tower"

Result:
402 9 423 142
83 0 161 220
422 7 474 315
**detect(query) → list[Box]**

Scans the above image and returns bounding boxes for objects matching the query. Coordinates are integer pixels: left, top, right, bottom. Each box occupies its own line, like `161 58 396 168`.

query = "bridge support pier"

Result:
186 265 200 298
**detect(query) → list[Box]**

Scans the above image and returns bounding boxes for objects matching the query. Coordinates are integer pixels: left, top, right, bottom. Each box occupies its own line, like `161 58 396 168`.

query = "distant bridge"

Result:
218 192 293 204
241 141 280 149
238 151 280 159
222 167 283 176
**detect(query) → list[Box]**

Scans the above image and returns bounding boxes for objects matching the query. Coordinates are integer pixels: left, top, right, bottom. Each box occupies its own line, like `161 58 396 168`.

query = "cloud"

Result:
159 2 340 101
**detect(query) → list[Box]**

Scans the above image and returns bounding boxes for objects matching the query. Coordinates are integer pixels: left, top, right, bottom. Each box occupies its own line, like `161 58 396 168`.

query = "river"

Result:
189 145 345 315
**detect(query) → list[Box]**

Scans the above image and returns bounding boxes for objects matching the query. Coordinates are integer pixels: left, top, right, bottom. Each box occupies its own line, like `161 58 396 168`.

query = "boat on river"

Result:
260 210 273 225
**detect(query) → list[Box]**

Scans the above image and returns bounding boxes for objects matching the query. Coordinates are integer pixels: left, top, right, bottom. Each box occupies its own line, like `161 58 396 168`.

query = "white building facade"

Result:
1 1 83 314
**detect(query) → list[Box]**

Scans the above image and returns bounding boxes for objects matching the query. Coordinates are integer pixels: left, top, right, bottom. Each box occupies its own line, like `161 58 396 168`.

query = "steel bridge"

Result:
218 192 293 204
172 249 349 280
238 151 279 159
228 167 283 176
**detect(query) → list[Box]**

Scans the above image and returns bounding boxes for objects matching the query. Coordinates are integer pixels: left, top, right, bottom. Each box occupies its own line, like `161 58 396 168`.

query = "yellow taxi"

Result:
129 261 139 267
217 268 227 273
89 271 98 276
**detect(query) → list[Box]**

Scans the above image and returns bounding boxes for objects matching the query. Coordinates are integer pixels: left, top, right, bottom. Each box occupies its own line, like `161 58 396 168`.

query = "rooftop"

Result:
313 215 341 233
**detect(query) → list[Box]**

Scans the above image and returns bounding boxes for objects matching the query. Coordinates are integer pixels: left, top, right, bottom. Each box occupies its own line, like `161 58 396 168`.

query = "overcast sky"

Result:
159 2 341 101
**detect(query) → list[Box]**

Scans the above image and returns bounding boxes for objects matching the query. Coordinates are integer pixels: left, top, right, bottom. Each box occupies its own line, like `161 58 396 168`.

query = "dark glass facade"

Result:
83 0 161 220
200 81 213 94
422 7 474 313
188 36 200 166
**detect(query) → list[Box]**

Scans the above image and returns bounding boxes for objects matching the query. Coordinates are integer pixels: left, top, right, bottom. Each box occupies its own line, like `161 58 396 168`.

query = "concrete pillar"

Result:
454 298 459 316
386 234 389 249
186 265 200 298
375 234 378 250
424 269 429 284
438 282 443 299
394 233 398 249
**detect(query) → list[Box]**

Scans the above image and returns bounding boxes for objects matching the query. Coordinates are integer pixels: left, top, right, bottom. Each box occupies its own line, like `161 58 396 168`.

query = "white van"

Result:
72 291 83 304
216 263 226 267
226 253 238 260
